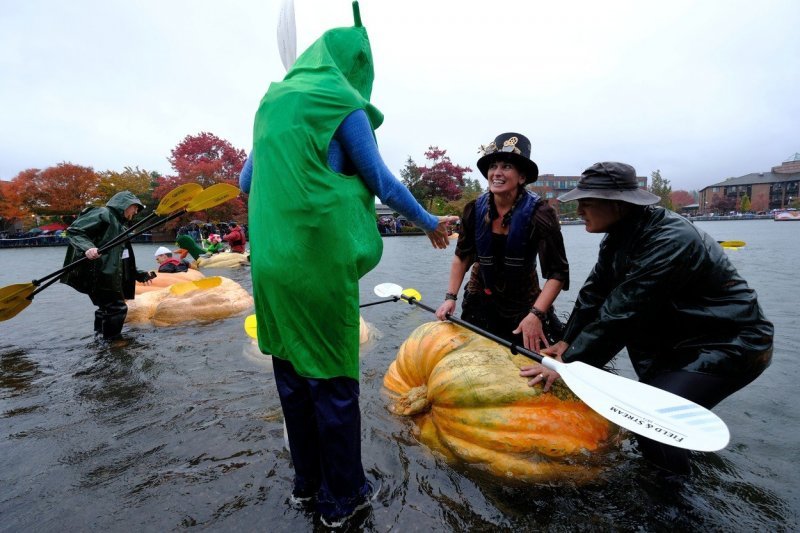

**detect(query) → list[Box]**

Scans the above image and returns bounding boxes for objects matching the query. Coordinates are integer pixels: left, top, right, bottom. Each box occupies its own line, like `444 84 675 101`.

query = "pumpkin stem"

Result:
394 385 430 416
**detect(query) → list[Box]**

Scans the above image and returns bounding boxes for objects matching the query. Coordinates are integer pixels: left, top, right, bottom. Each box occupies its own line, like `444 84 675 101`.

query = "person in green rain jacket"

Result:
247 2 454 527
60 190 153 340
521 162 773 475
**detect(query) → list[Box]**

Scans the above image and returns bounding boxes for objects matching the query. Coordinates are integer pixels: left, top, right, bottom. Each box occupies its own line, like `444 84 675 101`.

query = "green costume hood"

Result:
279 14 383 130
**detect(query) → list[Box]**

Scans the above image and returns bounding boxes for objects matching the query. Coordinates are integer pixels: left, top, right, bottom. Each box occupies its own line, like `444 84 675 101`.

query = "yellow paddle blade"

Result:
0 283 36 322
154 183 203 215
244 314 258 339
169 276 223 296
401 288 422 301
718 240 745 248
186 183 241 212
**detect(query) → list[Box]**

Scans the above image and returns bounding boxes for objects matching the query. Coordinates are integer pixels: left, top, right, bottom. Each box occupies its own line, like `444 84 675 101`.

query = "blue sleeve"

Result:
239 152 253 193
334 110 439 232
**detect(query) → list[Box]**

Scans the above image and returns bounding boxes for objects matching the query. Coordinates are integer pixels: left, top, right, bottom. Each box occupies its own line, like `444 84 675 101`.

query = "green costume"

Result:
249 20 382 379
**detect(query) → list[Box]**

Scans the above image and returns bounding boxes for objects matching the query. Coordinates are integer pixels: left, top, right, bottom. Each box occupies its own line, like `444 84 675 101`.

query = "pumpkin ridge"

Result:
383 321 619 482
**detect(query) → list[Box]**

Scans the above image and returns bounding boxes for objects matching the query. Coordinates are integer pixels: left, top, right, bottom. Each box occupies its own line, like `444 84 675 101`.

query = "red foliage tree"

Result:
166 131 246 187
0 178 31 230
15 163 101 216
670 190 696 209
417 147 472 211
154 132 248 228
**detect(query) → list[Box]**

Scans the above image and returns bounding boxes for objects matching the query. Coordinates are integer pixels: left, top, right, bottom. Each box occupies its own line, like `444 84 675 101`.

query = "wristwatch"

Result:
445 292 458 301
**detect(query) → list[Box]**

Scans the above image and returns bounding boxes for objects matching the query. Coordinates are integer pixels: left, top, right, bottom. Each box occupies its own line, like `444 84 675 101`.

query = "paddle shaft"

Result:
360 297 399 308
29 208 188 293
401 296 544 363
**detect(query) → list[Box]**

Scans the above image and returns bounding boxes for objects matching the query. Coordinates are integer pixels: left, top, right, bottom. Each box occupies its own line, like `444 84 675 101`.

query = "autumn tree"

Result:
156 132 248 227
98 166 153 200
416 147 472 211
670 190 696 210
0 179 30 231
648 170 673 210
166 131 246 187
15 163 101 216
709 195 736 214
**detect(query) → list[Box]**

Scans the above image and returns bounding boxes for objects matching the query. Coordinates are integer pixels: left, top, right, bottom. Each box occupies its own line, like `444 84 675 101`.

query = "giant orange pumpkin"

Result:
383 321 620 482
126 276 253 326
135 270 205 294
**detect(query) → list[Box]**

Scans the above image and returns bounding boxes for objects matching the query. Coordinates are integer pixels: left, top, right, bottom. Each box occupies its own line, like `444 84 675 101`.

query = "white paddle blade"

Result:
373 283 402 298
544 359 730 452
277 0 297 71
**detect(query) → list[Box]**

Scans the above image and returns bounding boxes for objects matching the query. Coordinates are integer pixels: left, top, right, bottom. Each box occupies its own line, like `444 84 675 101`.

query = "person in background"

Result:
435 132 569 351
245 3 457 527
206 233 225 254
223 221 246 253
520 161 773 475
153 246 188 273
60 191 153 340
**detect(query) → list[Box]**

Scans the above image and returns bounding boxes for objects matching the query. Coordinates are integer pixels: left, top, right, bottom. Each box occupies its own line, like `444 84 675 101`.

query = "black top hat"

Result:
476 132 539 183
558 162 660 205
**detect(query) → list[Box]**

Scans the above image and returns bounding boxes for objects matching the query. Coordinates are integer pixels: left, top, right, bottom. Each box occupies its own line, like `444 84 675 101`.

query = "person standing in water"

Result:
246 2 456 527
436 132 569 351
60 190 153 340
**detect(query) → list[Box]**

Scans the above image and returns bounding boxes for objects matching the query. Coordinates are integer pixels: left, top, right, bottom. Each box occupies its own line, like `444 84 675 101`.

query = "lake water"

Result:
1 219 798 531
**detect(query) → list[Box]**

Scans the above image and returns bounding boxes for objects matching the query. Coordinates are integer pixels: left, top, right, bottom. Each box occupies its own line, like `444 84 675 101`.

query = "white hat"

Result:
154 246 172 257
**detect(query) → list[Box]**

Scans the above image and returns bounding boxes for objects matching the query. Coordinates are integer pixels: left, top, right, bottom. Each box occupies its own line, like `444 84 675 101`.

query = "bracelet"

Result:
530 306 547 321
445 292 458 301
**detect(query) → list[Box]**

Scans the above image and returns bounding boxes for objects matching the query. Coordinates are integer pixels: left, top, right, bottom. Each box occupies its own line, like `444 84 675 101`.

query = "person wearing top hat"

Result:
435 132 570 351
520 161 773 474
60 190 154 340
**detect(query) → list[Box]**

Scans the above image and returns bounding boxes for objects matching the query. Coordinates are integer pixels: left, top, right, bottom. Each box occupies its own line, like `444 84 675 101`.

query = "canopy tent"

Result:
37 223 67 232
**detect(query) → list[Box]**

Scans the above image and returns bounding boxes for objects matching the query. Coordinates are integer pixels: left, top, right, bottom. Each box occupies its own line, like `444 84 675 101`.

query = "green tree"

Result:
739 194 751 213
399 156 425 203
648 170 673 210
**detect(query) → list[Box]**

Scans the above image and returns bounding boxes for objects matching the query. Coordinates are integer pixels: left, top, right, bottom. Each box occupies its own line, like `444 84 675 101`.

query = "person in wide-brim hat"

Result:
558 161 659 205
476 132 539 183
520 160 773 475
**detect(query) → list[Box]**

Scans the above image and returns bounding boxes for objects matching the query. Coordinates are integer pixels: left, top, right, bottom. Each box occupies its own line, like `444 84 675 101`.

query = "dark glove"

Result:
136 270 156 283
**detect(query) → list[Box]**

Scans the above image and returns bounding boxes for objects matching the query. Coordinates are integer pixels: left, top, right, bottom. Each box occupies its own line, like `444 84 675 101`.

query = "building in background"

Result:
698 154 800 214
531 173 649 218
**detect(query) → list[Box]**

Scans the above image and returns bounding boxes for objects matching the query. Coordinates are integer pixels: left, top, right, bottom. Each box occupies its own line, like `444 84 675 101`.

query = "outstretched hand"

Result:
425 215 459 249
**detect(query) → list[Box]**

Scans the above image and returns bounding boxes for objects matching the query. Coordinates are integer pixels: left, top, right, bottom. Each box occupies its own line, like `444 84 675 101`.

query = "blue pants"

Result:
272 356 369 518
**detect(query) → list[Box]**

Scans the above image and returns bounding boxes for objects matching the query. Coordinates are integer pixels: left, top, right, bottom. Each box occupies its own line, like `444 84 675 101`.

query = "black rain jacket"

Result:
562 206 773 381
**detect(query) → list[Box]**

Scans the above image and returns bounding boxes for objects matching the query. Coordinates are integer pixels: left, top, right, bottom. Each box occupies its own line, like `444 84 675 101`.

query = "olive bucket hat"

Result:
476 132 539 183
558 162 660 205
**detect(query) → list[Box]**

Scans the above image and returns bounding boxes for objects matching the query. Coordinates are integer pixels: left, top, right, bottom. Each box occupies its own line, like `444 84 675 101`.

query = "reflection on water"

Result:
0 347 41 397
1 224 798 531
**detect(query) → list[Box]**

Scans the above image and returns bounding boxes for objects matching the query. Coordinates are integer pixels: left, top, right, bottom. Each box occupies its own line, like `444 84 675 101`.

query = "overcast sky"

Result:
2 0 798 192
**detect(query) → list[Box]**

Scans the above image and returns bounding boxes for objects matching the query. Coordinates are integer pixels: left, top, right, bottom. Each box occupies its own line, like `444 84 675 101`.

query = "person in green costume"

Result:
247 2 455 527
